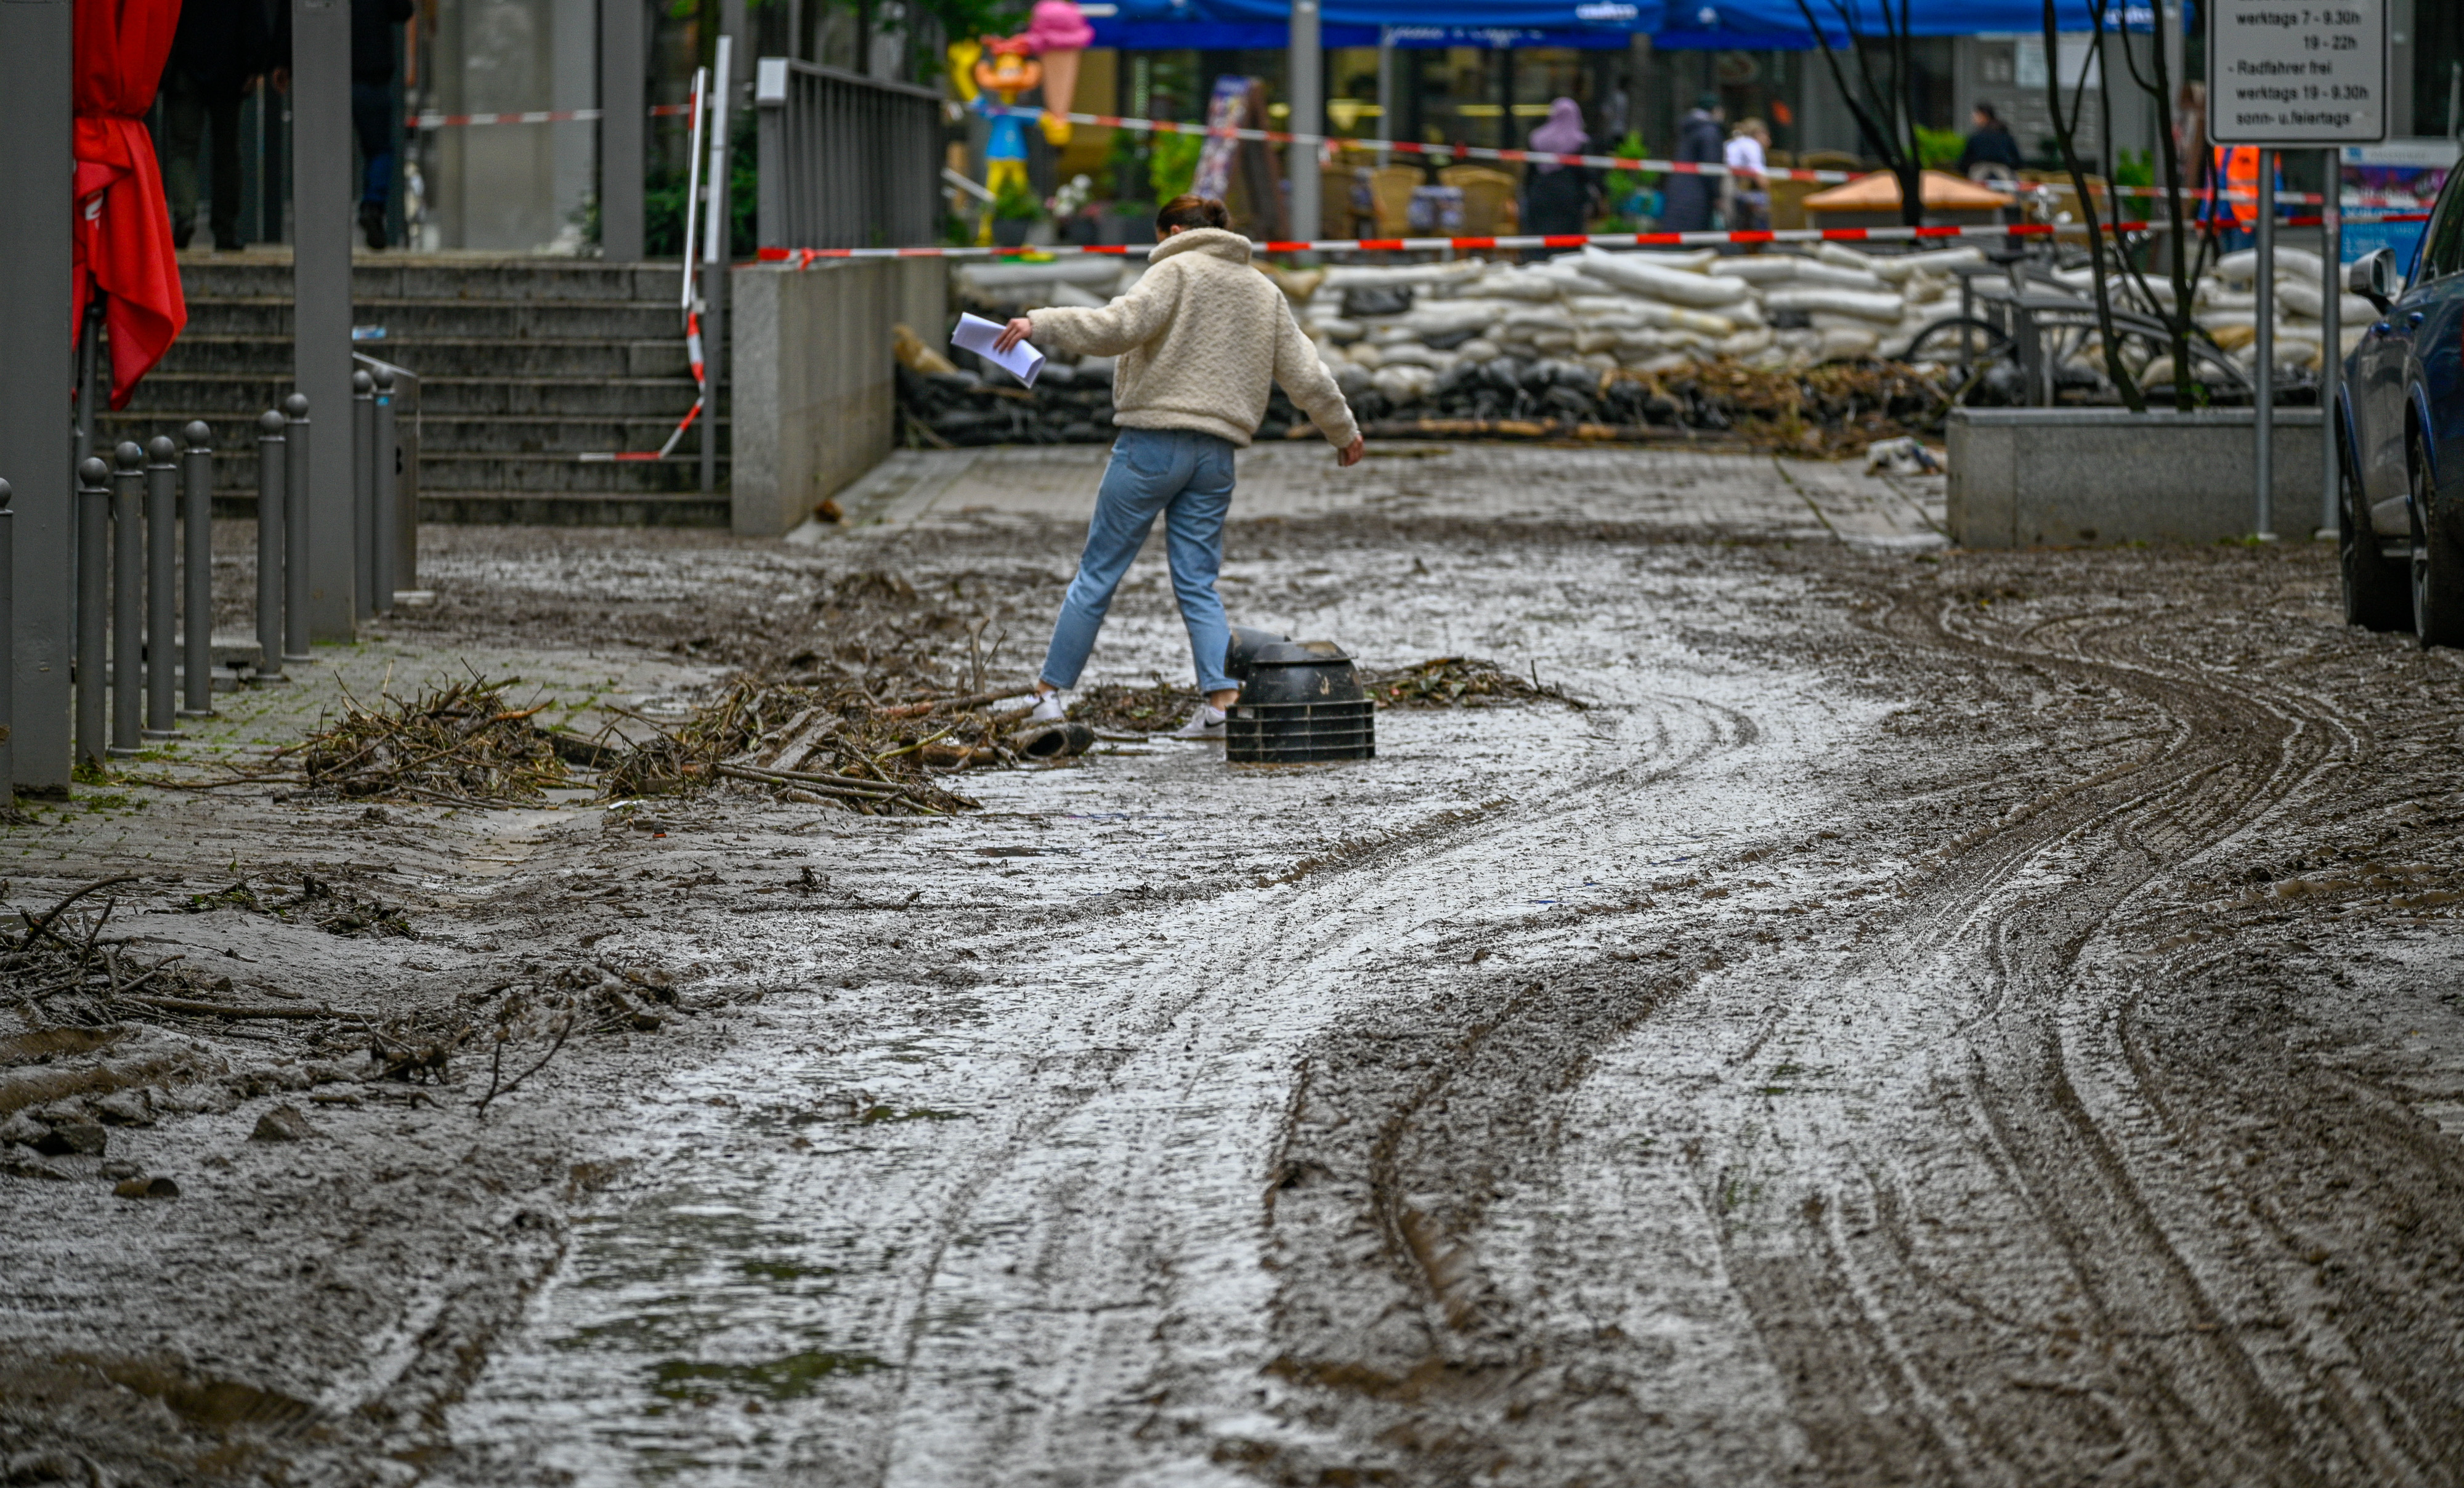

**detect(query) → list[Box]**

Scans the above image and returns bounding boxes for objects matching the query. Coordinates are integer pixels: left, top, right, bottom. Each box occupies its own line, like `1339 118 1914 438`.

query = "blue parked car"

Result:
2341 166 2464 644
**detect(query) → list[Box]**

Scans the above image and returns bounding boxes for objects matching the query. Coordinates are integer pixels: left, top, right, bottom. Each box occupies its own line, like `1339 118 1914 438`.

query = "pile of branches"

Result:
359 960 680 1115
1362 657 1581 709
164 676 585 807
603 677 1041 815
4 877 272 1029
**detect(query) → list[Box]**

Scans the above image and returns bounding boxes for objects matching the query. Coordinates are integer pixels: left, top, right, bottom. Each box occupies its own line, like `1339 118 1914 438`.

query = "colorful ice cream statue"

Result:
1020 0 1093 146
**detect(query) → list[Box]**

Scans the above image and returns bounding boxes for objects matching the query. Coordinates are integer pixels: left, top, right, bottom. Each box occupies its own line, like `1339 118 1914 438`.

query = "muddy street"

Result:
6 447 2464 1487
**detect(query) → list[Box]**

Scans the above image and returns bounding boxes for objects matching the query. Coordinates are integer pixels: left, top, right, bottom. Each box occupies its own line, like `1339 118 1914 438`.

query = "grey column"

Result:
294 0 357 638
110 443 143 756
2255 152 2275 539
1287 0 1322 247
2320 148 2341 537
353 369 375 618
254 411 288 682
285 393 314 660
601 0 646 261
76 458 109 770
181 423 216 717
0 0 75 793
144 436 179 737
373 370 398 611
1376 30 1393 166
0 480 12 809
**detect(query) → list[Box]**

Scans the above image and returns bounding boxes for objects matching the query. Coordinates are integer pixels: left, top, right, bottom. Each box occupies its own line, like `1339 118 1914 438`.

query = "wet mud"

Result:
7 498 2464 1487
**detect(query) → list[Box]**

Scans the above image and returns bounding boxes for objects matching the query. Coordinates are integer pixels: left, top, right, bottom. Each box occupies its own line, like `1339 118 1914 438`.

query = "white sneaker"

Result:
1026 691 1068 724
1169 703 1228 742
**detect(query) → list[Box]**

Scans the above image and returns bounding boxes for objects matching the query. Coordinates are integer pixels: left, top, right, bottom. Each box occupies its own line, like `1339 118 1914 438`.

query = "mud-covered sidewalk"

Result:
5 446 2463 1487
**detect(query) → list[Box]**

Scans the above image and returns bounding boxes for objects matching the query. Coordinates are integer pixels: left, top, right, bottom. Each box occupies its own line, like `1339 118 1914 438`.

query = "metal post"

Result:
254 411 288 683
2320 147 2341 538
0 479 13 809
352 368 375 620
110 443 144 757
284 393 314 661
180 422 214 716
1376 29 1393 166
144 436 179 737
1288 0 1323 250
2255 150 2275 538
0 0 73 793
294 0 357 640
700 34 733 500
372 368 398 612
600 0 646 262
75 458 109 769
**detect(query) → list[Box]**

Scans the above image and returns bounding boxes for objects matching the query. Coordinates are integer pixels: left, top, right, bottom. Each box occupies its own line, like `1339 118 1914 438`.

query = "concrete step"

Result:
111 373 706 419
415 491 731 526
147 335 695 379
182 297 685 341
177 254 684 305
419 451 729 493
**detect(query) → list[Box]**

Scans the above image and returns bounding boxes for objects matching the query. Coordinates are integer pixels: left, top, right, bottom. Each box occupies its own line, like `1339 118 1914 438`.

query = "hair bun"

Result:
1156 194 1232 233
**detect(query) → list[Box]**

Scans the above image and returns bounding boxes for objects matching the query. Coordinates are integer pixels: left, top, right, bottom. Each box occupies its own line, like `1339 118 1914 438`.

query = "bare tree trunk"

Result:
1792 0 1924 226
2043 0 2143 411
2118 17 2200 410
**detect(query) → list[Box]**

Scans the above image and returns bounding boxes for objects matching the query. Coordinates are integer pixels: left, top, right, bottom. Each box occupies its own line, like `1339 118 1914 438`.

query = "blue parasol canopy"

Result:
1653 0 2156 48
1085 0 1664 51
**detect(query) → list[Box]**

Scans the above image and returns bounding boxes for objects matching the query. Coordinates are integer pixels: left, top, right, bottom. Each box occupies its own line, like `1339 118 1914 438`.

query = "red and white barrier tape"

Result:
409 102 694 129
765 214 2421 264
980 104 2429 209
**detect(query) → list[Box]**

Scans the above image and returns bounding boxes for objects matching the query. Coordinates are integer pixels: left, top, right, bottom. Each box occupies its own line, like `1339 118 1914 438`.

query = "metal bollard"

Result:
352 370 375 621
0 479 13 809
76 458 110 767
110 442 144 757
144 435 180 738
254 410 287 683
372 368 397 615
283 392 312 662
180 422 215 716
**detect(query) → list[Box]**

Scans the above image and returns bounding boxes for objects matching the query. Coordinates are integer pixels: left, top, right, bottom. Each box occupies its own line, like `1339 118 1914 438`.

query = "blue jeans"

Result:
1040 427 1238 694
352 79 396 208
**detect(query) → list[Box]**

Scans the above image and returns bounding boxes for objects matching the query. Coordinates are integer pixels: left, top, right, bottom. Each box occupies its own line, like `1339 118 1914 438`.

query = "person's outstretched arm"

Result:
995 264 1177 357
1271 297 1365 465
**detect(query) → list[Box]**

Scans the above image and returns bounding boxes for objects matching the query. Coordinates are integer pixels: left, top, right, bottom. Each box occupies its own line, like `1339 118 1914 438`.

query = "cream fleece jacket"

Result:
1025 228 1359 450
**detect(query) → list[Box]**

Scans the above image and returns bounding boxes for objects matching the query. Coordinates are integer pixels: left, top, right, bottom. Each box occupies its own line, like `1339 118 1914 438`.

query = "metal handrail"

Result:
753 56 942 253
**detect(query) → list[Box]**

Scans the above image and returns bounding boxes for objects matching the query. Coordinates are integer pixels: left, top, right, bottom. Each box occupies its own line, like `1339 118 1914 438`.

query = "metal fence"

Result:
752 57 942 252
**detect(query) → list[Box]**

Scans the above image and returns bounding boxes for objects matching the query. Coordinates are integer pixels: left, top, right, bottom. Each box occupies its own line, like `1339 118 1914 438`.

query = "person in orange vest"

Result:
2207 144 2278 251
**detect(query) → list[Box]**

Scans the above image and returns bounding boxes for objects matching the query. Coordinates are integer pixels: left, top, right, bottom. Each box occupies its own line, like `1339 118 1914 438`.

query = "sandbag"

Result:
1708 255 1811 283
1882 245 1985 281
1719 326 1776 356
2276 280 2375 323
1320 261 1489 289
1577 247 1752 307
1819 326 1881 360
1761 286 1908 324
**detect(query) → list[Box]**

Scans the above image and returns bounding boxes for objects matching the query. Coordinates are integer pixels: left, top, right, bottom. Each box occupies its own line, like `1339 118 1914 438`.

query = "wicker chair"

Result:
1438 164 1520 235
1368 165 1424 237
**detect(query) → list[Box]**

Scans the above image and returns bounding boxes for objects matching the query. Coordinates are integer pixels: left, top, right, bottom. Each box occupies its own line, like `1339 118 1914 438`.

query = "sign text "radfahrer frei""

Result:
2207 0 2388 145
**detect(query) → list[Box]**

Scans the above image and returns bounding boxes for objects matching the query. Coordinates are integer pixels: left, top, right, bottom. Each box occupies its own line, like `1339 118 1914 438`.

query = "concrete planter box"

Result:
1947 406 2324 548
729 257 946 536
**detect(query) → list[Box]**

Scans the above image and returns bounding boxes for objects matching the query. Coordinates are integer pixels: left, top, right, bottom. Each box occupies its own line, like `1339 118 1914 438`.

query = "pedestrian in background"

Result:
160 0 273 251
1724 116 1772 238
1521 97 1599 259
992 195 1365 741
1663 92 1724 233
1958 103 2024 183
353 0 416 248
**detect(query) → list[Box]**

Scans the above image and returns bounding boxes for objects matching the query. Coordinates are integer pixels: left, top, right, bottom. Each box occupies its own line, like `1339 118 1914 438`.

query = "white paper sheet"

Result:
951 312 1046 387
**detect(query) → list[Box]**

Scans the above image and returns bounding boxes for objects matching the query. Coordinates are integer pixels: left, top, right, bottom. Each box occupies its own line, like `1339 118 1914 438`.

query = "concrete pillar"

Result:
294 0 357 639
0 0 74 791
600 0 646 261
1287 0 1321 245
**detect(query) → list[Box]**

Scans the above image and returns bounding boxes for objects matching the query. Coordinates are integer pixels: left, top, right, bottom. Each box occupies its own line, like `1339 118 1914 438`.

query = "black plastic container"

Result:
1227 639 1374 764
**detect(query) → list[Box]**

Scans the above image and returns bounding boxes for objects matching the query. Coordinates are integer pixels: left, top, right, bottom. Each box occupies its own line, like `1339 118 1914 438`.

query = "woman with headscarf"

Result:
1521 97 1599 259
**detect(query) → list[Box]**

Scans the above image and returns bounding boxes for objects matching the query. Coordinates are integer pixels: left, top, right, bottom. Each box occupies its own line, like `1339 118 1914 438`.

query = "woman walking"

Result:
993 195 1365 740
1521 97 1600 257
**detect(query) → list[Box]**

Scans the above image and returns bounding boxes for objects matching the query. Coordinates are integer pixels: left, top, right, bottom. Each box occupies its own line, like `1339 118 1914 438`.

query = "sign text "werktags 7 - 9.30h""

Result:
2208 0 2388 146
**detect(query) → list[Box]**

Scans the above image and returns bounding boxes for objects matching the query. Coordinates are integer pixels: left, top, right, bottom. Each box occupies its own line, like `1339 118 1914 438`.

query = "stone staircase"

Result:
102 251 729 525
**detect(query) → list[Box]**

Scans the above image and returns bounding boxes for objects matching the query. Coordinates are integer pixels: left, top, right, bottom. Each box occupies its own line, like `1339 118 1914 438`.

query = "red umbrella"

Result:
74 0 188 410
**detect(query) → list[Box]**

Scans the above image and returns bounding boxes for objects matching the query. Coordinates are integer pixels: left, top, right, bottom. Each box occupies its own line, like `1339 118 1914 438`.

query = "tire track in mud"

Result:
1236 580 2452 1487
1708 589 2417 1488
867 692 1773 1486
